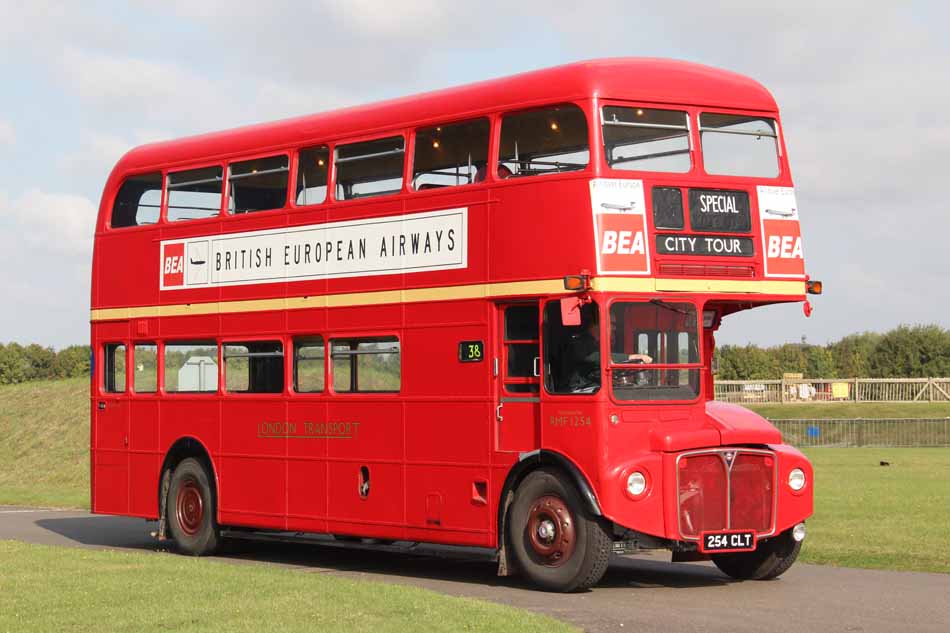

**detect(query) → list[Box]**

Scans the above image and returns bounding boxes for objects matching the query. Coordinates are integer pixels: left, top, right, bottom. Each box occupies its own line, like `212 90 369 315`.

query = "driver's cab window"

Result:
543 300 601 394
609 301 701 401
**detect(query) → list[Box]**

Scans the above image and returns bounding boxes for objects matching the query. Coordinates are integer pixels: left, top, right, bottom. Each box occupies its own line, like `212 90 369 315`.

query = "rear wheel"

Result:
507 469 611 592
167 458 220 556
712 527 801 580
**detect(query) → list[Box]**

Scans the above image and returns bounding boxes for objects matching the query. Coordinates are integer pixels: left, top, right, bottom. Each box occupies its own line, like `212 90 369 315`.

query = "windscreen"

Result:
609 301 701 401
602 106 690 173
700 113 779 177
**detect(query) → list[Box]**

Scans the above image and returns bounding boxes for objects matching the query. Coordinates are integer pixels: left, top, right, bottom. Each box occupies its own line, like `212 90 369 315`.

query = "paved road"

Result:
2 506 948 633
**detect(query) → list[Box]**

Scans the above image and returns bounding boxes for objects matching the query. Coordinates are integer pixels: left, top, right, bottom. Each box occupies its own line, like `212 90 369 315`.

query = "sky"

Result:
1 1 948 349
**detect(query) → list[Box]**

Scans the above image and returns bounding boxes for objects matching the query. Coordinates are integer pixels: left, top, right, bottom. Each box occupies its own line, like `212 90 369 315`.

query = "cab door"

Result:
495 303 541 452
93 342 130 514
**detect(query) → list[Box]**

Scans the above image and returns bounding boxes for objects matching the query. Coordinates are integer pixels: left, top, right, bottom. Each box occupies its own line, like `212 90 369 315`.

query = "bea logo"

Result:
767 235 803 259
162 243 185 287
596 213 649 274
762 219 805 277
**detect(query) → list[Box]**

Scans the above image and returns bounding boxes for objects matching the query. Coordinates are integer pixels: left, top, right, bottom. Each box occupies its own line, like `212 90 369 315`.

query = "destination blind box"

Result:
688 188 751 233
656 234 754 257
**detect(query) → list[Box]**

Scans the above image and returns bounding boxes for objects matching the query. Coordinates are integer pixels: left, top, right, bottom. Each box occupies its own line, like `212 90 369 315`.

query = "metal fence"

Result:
714 377 950 403
772 418 950 448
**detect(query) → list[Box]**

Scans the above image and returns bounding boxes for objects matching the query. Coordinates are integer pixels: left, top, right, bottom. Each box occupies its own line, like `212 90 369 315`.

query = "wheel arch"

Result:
159 436 219 518
497 449 603 542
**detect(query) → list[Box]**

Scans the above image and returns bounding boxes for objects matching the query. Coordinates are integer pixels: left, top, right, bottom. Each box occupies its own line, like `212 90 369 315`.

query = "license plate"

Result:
700 530 756 553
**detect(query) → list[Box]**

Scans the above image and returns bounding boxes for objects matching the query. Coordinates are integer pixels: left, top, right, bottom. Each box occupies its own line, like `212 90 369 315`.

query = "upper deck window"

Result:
700 114 779 178
111 172 162 228
335 136 404 201
296 145 330 206
228 155 289 214
499 105 589 178
167 166 223 222
412 118 489 189
602 107 690 173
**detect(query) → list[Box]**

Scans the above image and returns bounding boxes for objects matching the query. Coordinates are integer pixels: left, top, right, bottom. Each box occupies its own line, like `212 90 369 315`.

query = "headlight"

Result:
788 468 806 491
626 471 647 497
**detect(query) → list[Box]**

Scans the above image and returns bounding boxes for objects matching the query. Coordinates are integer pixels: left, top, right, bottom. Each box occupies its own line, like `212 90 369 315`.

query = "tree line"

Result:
0 343 90 385
716 324 950 380
2 323 949 385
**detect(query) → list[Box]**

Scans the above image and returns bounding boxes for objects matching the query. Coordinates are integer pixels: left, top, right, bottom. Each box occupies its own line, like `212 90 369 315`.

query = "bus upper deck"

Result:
93 58 807 319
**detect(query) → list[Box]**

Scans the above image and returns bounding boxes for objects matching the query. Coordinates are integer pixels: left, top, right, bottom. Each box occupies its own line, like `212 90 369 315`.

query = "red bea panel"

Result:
161 243 185 288
762 219 804 277
594 213 650 274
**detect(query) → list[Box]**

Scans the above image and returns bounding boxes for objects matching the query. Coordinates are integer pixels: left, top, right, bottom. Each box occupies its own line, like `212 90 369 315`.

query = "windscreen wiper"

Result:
650 299 688 315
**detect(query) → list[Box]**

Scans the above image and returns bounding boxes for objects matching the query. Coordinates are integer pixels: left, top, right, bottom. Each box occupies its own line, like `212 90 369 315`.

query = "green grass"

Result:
0 541 574 633
800 448 950 573
0 377 89 508
745 402 950 419
2 379 949 574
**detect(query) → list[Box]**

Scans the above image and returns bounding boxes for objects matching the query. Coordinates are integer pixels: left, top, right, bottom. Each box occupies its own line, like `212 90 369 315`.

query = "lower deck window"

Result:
164 343 218 393
134 344 157 393
331 337 400 393
103 344 126 393
224 341 284 393
294 338 325 393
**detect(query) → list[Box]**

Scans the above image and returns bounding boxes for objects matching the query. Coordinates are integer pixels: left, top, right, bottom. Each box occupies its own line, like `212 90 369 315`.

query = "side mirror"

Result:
560 297 582 326
711 354 720 376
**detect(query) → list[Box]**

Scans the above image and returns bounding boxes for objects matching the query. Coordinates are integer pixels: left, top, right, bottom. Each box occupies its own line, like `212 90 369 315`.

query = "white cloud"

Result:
6 189 97 257
56 47 359 137
59 131 132 181
0 120 13 147
0 187 95 346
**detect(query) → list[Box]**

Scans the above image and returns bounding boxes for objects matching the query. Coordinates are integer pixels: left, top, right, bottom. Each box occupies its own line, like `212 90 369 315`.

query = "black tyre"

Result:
167 458 220 555
712 527 801 580
507 468 611 592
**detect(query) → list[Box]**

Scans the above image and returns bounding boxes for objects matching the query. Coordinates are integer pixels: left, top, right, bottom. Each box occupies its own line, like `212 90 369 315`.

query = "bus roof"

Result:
112 58 777 175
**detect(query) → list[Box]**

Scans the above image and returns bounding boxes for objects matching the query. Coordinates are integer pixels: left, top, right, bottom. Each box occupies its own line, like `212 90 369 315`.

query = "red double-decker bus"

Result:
91 58 816 591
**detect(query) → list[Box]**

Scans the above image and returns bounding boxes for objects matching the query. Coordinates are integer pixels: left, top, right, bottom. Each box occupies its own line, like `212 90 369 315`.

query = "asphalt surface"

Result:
2 506 949 633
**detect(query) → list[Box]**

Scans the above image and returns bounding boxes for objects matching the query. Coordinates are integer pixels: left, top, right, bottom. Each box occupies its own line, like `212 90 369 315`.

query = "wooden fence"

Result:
714 378 950 404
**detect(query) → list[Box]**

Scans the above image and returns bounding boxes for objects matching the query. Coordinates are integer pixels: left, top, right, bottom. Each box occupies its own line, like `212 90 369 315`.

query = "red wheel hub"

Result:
526 495 576 567
176 477 204 536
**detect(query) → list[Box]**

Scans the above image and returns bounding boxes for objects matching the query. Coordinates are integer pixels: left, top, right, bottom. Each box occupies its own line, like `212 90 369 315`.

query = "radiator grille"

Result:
677 449 775 539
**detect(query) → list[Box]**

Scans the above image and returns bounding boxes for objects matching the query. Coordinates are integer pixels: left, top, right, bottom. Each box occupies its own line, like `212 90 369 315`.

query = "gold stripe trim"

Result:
594 277 806 295
90 277 804 322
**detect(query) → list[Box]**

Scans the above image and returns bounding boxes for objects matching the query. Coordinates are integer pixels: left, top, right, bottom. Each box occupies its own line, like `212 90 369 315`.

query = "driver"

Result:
566 307 651 392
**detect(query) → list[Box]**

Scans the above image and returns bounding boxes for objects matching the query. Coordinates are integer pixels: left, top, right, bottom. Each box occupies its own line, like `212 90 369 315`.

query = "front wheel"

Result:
167 458 220 556
712 527 802 580
507 469 611 592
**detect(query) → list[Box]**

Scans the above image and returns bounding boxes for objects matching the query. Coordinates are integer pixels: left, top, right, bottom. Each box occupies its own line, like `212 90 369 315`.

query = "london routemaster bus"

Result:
91 58 817 592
